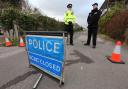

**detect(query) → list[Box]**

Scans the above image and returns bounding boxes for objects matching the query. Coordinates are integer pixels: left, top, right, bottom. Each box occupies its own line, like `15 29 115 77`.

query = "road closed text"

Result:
29 55 61 72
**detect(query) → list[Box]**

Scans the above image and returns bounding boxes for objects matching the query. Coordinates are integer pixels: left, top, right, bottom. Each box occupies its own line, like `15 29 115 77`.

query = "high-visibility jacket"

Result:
64 10 76 25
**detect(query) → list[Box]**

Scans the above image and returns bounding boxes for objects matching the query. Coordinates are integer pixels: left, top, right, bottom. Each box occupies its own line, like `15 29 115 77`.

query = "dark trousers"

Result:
65 22 74 44
87 28 98 46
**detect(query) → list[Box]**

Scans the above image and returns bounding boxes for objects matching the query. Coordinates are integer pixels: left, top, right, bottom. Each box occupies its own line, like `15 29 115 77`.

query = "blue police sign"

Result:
26 35 65 80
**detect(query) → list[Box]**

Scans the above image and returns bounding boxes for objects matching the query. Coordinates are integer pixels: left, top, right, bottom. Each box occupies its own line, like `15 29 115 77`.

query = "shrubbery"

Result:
99 1 128 42
0 8 65 32
99 2 124 33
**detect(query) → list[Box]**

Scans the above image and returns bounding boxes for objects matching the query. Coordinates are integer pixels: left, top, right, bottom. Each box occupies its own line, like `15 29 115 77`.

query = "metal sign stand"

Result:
59 32 66 86
33 74 43 89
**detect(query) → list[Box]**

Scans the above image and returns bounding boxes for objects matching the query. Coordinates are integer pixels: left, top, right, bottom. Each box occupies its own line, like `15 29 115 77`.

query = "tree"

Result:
1 8 20 38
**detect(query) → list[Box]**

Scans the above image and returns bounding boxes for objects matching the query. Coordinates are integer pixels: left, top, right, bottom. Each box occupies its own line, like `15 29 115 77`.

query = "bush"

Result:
11 38 19 46
99 1 128 42
99 2 124 33
105 10 128 41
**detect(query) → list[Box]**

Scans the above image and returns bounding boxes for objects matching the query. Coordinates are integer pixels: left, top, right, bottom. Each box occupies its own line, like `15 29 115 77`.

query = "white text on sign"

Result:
28 39 60 54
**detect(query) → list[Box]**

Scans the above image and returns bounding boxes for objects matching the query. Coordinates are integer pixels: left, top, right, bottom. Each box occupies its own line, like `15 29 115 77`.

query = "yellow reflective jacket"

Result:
64 10 76 25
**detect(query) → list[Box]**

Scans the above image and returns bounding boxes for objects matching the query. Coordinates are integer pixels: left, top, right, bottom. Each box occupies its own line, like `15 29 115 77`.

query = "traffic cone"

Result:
5 37 12 47
107 41 125 64
19 36 25 47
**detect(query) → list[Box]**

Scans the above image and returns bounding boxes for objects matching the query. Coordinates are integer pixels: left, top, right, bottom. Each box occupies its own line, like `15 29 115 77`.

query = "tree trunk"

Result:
10 29 14 40
13 21 19 39
6 30 10 38
14 24 19 39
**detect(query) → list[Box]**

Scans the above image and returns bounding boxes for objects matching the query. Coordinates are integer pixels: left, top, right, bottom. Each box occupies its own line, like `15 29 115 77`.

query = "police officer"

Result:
84 3 101 48
64 3 76 45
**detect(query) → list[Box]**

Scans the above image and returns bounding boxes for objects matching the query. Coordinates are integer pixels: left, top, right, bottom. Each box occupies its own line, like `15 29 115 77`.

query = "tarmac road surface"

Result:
0 31 128 89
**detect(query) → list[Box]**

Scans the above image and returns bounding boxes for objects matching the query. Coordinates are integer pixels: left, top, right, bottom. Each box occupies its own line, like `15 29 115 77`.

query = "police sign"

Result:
26 35 65 82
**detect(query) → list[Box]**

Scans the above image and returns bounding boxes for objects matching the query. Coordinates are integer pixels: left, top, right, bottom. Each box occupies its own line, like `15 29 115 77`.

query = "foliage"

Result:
0 8 20 31
98 1 128 42
1 0 21 7
99 1 124 34
105 10 128 41
11 38 19 46
18 14 38 31
0 8 65 32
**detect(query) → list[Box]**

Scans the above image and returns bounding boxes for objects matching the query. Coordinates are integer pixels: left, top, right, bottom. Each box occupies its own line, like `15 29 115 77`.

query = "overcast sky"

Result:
28 0 104 28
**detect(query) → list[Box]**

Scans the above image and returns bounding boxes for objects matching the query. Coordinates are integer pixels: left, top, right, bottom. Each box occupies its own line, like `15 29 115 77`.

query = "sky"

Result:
28 0 105 28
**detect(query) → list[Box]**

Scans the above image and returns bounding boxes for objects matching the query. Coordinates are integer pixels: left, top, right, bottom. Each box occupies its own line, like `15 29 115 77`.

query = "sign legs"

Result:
33 74 43 89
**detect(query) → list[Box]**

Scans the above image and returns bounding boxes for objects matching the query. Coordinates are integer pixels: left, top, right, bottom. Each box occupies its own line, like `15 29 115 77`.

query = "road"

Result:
0 31 128 89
